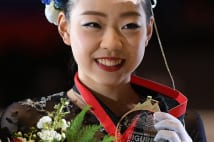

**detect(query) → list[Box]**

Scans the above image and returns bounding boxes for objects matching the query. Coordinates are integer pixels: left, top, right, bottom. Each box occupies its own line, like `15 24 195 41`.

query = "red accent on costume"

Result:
74 73 187 140
131 75 187 118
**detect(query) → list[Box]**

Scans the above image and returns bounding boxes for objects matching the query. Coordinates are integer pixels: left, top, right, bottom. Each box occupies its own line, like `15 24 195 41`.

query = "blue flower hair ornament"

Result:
41 0 51 5
41 0 65 10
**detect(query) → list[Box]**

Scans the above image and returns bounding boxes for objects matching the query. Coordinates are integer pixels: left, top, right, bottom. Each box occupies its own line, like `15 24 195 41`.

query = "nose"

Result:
100 28 123 51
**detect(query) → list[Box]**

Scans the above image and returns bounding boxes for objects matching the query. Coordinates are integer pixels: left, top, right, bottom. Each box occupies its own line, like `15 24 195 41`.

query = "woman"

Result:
0 0 199 141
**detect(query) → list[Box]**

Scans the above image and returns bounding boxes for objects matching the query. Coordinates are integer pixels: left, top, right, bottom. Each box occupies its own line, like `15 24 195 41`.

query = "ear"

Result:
145 17 154 46
57 12 71 45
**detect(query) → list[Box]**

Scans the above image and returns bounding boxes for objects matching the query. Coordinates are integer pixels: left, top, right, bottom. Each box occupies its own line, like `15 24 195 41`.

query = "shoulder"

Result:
0 92 69 136
1 101 42 124
0 101 43 139
185 110 207 142
0 91 102 140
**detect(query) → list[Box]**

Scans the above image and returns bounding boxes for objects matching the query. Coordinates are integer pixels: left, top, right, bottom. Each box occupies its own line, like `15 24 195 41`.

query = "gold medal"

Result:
115 96 161 142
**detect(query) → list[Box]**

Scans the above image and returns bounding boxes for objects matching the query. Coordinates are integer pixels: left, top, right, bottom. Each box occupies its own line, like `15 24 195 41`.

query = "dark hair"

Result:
67 49 78 87
142 0 153 24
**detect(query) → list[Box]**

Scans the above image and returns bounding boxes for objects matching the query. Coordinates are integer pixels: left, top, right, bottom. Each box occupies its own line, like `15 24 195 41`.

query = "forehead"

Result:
72 0 145 15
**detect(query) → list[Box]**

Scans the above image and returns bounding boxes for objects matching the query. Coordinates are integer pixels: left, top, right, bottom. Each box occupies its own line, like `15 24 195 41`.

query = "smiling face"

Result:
58 0 153 88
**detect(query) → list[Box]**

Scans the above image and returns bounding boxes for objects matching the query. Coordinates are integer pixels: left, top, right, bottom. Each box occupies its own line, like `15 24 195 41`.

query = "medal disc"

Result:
116 110 157 142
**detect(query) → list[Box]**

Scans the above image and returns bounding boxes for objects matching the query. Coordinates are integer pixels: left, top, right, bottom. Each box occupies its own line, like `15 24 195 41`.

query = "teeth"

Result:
97 59 122 66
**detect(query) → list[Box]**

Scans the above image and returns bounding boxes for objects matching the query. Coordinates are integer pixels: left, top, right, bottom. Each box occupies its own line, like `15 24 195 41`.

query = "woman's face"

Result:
59 0 153 87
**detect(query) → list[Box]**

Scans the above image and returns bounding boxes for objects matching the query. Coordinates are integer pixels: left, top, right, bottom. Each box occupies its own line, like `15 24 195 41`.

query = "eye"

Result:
82 22 101 29
122 23 141 30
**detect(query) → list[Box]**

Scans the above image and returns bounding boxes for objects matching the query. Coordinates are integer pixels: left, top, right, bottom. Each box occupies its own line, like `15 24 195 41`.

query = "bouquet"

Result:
10 98 114 142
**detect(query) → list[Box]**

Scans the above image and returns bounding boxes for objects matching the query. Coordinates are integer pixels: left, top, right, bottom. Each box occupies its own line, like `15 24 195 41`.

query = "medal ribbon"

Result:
131 75 187 118
74 73 117 136
74 73 187 137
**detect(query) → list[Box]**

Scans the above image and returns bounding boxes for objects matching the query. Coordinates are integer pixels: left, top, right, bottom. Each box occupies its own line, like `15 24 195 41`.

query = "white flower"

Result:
61 132 66 139
60 119 69 131
64 101 69 105
37 116 52 129
37 130 62 141
45 0 61 25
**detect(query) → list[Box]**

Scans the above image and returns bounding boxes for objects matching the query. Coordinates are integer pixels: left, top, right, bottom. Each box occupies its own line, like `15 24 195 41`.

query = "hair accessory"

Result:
53 0 65 9
41 0 51 5
41 0 64 10
151 0 157 8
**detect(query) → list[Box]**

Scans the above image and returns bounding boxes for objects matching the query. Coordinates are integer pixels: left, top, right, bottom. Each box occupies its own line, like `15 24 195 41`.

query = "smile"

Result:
95 58 124 72
96 58 122 66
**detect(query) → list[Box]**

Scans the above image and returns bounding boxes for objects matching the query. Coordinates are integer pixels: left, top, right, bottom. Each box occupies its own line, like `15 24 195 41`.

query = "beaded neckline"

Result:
18 92 67 112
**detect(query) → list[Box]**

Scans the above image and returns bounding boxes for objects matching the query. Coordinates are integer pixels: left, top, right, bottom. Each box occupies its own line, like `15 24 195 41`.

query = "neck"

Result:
75 73 141 116
87 83 141 116
94 84 136 101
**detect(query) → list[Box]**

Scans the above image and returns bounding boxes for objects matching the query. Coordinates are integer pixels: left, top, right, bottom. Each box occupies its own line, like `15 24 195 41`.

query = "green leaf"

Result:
66 106 90 141
101 135 115 142
76 125 101 142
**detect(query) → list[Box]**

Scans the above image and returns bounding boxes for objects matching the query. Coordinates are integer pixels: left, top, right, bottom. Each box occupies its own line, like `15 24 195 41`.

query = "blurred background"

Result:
0 0 213 141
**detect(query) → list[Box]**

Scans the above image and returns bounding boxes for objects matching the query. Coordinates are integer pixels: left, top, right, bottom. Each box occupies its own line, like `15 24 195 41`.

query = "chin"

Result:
95 73 128 86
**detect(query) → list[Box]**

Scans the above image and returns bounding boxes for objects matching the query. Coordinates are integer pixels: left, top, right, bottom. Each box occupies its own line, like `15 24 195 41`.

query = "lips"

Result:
95 58 124 72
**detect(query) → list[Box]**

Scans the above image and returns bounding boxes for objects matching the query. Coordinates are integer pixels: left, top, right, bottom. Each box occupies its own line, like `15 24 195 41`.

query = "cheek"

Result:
71 29 87 47
70 28 98 65
128 36 146 66
70 26 99 50
137 40 146 62
128 34 146 54
134 46 145 64
70 32 86 63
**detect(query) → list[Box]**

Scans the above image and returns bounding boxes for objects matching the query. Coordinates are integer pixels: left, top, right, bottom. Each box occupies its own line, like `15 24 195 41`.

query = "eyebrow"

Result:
80 11 141 18
120 11 141 17
81 11 107 17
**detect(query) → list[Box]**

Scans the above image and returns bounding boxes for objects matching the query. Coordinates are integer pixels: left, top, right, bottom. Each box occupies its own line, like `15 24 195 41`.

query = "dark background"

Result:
0 0 213 110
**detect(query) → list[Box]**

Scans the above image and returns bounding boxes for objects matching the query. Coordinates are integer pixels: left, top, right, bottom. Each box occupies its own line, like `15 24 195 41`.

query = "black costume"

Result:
0 74 207 141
